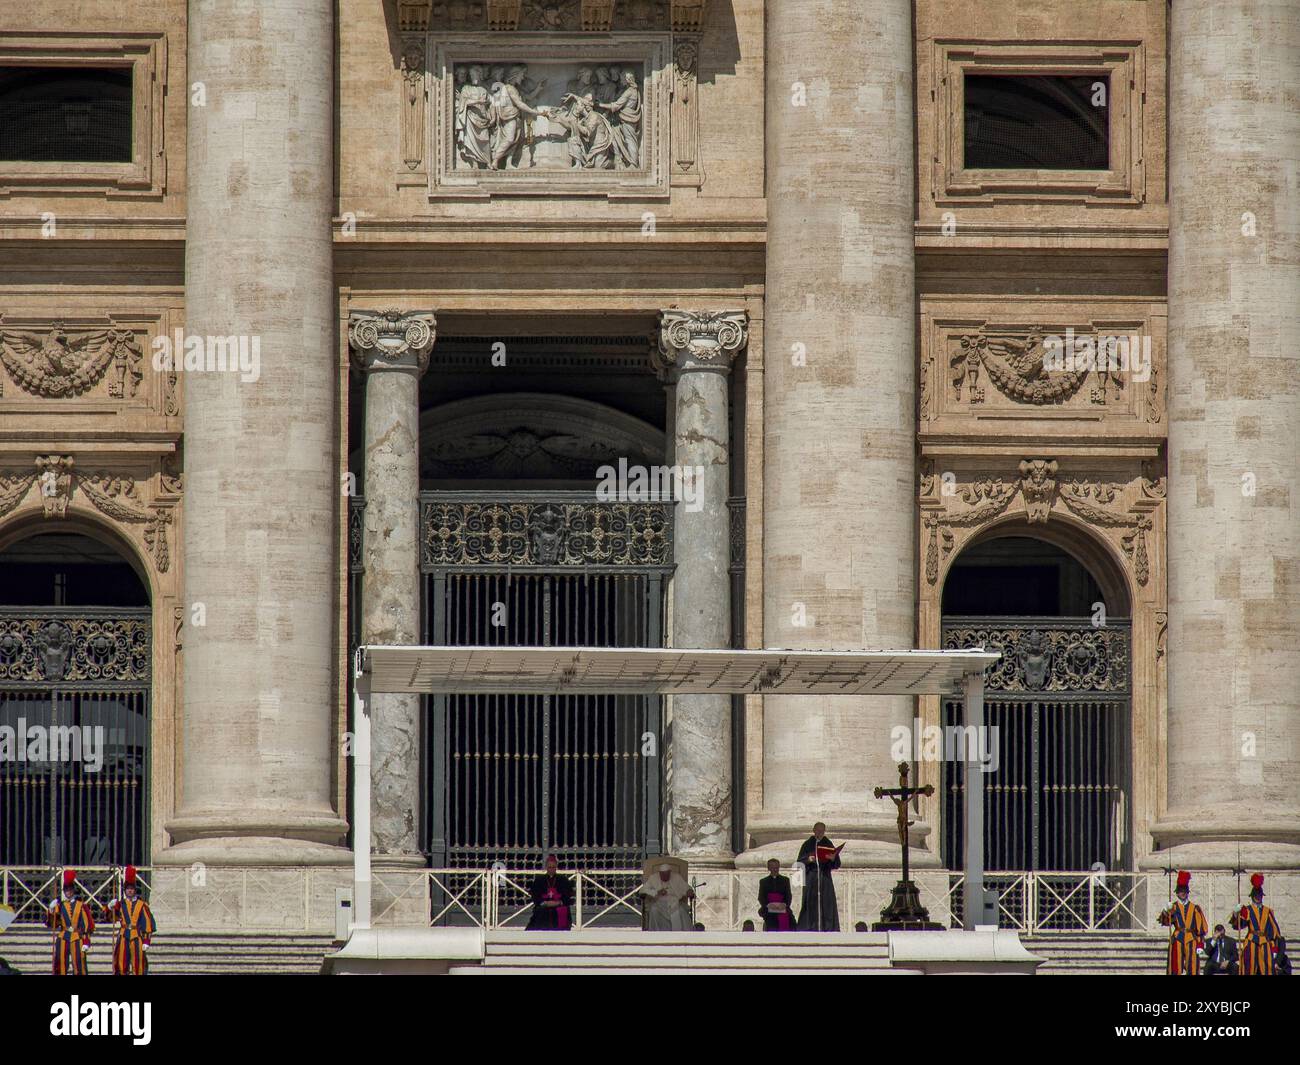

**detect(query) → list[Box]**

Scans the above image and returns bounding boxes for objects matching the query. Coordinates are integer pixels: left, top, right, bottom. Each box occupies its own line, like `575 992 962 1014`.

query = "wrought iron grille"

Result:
0 608 151 866
940 617 1131 873
420 493 671 876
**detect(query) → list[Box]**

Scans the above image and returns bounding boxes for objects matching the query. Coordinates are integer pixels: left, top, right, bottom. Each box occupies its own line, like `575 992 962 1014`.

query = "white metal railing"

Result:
3 867 1287 935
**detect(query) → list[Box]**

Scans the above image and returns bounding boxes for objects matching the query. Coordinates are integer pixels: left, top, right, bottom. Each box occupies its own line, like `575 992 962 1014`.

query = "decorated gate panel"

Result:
941 618 1131 873
420 493 672 870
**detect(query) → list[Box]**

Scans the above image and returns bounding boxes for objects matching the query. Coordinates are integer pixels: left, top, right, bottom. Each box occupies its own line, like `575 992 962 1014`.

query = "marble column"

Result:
750 0 923 865
348 310 436 868
161 0 346 863
657 310 747 859
1152 0 1300 866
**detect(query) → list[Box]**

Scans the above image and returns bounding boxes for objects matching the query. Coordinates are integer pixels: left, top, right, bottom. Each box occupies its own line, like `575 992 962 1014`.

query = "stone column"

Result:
657 310 747 860
161 0 347 864
750 0 923 865
348 310 436 871
1153 0 1300 866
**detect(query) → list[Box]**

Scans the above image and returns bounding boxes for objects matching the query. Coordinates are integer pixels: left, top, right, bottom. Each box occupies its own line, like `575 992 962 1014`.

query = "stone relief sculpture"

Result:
453 61 644 171
0 320 143 399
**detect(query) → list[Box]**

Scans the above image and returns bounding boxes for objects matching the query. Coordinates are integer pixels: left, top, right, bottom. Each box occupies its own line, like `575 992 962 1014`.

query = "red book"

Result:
815 843 844 862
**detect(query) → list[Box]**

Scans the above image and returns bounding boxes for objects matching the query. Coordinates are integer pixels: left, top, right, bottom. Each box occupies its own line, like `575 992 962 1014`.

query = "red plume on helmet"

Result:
1176 870 1191 891
124 866 138 887
1250 873 1265 893
62 869 76 889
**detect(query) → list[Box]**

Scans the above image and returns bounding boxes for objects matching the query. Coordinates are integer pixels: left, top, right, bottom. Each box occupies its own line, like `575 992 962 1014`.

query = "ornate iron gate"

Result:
420 493 673 870
0 608 151 866
941 617 1131 872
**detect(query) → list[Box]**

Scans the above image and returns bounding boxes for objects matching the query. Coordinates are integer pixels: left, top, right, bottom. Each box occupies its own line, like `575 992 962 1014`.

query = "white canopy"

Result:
358 645 1000 696
349 643 998 934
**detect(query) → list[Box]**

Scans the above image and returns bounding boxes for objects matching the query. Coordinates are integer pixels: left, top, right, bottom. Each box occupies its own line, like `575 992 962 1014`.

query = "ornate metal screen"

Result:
0 608 151 865
940 617 1131 872
420 493 672 872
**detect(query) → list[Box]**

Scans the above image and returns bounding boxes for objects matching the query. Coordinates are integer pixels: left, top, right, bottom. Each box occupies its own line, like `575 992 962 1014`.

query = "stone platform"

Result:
322 927 1043 976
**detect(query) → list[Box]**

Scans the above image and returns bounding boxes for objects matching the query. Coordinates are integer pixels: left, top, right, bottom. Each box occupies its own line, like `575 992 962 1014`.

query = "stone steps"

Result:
1024 934 1168 976
453 929 900 975
0 928 336 975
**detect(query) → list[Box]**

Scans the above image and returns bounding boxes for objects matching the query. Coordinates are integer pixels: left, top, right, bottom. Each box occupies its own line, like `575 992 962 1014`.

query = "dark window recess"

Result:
0 66 133 163
964 74 1109 170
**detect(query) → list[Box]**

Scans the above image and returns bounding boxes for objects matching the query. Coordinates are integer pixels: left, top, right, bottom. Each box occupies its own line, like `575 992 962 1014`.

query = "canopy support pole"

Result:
962 668 986 931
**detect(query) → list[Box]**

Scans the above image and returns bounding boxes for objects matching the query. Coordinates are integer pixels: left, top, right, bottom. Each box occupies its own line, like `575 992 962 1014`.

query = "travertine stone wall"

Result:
162 0 347 864
1156 0 1300 865
754 0 921 863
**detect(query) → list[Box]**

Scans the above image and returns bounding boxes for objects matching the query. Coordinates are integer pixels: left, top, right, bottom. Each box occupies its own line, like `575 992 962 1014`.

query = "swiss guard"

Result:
104 866 156 975
45 869 95 975
1231 873 1283 975
1158 870 1208 975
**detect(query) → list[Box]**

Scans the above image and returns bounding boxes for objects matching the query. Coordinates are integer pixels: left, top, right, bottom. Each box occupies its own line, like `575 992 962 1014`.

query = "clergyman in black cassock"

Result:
758 858 794 931
797 823 842 931
525 855 574 930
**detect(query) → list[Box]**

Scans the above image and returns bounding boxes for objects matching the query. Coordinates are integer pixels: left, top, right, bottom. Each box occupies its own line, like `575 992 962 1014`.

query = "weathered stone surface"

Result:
1154 0 1300 866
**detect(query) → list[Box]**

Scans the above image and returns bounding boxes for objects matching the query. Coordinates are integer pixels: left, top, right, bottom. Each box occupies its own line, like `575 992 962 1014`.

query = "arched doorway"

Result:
940 531 1132 872
0 531 152 865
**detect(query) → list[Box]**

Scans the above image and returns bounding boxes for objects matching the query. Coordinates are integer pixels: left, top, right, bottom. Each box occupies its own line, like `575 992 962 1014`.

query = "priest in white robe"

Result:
639 862 694 930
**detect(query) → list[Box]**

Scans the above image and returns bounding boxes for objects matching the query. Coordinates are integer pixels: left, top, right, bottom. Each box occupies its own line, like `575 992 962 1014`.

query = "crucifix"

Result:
871 761 943 931
874 761 933 884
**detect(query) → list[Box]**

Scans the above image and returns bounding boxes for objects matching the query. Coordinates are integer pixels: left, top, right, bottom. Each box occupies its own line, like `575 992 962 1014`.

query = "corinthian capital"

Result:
656 310 748 374
348 309 437 376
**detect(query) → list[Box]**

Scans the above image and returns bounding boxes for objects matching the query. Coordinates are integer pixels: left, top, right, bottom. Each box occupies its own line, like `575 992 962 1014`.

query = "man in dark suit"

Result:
758 858 794 931
1203 923 1238 975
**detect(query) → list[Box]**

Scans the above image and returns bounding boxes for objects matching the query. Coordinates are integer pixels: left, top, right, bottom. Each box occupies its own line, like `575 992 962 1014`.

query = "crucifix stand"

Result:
871 761 944 931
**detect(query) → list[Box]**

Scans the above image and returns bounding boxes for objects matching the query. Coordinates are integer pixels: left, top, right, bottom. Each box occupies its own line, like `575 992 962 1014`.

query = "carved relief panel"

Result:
0 313 179 418
918 457 1165 596
919 300 1166 437
429 34 670 197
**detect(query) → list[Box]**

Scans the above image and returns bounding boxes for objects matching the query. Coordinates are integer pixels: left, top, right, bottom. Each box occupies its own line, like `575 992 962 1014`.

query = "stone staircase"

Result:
0 926 1169 975
0 927 336 975
1025 933 1168 975
449 930 907 975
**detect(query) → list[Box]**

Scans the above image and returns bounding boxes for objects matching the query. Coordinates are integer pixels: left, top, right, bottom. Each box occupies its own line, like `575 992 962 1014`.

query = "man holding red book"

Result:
796 823 844 931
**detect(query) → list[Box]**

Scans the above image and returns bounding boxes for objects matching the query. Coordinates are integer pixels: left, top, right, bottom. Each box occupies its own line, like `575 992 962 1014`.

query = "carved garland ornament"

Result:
0 456 173 572
921 459 1163 588
0 320 143 399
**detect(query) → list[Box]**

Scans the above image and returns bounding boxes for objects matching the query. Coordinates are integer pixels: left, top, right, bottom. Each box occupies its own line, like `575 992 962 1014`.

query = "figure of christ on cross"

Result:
871 761 944 931
874 761 933 884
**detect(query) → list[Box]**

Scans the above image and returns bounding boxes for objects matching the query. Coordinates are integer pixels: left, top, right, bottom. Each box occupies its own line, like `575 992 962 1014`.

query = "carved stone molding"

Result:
581 0 615 31
348 310 437 376
920 458 1164 589
488 0 523 30
0 319 143 400
400 38 429 178
670 35 702 184
34 455 74 518
79 474 173 573
656 310 748 373
669 0 705 32
0 457 173 573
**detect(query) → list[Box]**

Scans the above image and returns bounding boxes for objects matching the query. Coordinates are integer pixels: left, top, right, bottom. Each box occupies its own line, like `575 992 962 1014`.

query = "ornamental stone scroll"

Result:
347 310 438 377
